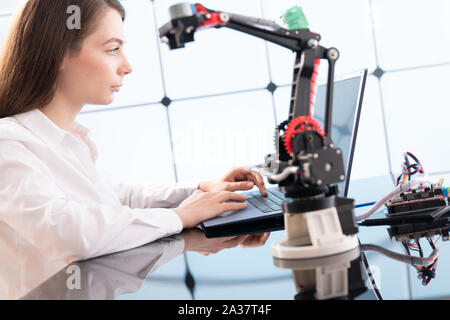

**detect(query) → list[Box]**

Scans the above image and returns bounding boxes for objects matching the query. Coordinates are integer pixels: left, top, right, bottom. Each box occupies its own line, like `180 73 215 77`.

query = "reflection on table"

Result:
20 229 269 300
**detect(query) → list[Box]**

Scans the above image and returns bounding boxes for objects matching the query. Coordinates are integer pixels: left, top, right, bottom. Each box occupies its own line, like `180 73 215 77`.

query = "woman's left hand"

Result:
198 166 268 196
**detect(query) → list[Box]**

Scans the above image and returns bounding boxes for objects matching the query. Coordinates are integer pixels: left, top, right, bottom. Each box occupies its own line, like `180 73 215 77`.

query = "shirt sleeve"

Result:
0 141 184 263
99 167 199 209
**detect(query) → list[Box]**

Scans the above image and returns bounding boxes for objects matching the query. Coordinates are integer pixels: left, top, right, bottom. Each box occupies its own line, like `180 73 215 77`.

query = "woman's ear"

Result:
59 56 66 71
60 51 72 71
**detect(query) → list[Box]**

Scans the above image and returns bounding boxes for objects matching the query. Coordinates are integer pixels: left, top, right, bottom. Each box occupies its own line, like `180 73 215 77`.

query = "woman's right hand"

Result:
173 190 248 229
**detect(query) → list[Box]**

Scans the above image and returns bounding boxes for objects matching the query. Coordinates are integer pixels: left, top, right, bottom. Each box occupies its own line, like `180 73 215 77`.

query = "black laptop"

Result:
200 69 368 238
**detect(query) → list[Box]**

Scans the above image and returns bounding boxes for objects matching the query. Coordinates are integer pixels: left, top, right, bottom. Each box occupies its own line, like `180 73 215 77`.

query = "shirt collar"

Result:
14 108 91 149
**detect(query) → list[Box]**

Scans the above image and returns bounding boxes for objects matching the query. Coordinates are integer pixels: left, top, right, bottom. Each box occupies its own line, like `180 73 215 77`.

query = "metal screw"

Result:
336 149 341 155
220 13 230 22
325 163 332 172
328 48 339 60
317 179 322 185
313 153 319 159
340 175 345 180
307 39 318 48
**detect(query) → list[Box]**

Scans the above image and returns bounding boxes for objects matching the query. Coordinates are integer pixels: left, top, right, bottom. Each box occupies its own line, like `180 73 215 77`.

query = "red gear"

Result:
283 116 325 157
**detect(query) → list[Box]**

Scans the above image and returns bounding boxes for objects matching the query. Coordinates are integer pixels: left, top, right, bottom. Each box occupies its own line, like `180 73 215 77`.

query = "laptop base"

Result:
201 214 284 238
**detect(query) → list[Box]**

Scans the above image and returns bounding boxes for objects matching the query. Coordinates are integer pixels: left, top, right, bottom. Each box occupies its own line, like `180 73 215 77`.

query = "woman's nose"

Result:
120 56 133 76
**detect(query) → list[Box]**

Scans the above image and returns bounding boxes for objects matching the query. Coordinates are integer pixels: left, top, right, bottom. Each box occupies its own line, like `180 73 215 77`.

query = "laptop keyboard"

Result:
243 187 286 213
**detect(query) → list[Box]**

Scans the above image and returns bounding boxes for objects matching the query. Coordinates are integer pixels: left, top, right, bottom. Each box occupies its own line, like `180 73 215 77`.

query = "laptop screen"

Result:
313 70 367 197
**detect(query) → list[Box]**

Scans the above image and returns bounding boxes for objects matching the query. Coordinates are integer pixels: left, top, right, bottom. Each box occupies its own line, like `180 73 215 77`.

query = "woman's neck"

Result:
39 91 83 132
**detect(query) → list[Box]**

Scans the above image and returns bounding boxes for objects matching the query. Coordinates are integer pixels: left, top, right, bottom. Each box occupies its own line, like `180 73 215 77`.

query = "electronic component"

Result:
282 6 309 30
386 185 448 215
357 152 449 225
400 237 440 286
388 220 450 242
358 152 444 287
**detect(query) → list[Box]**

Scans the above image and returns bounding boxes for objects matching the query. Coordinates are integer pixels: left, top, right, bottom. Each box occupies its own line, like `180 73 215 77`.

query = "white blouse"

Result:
0 108 197 264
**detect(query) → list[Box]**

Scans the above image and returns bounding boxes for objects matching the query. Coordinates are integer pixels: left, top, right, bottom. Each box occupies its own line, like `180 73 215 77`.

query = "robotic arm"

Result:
160 3 342 189
159 3 359 259
160 4 335 122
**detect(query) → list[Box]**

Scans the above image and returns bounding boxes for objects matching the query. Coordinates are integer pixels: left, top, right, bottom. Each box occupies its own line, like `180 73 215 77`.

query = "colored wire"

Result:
402 236 439 286
253 166 302 182
391 153 440 285
354 201 376 208
360 243 439 267
355 175 431 222
396 152 425 187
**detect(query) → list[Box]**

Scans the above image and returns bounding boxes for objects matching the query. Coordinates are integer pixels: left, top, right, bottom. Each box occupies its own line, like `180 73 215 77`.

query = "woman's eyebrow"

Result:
102 37 124 46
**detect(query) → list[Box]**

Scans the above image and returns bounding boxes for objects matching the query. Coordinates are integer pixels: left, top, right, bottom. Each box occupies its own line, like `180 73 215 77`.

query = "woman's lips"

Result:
111 85 122 92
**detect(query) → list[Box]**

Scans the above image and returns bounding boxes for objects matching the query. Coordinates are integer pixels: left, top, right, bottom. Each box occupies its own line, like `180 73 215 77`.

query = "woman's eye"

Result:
109 47 120 54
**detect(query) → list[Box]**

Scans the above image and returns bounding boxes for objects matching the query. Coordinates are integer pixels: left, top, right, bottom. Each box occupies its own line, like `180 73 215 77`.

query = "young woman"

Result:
0 0 268 263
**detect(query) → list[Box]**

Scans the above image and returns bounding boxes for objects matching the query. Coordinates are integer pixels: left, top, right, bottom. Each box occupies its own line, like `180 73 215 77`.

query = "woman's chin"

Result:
106 95 115 104
92 96 114 106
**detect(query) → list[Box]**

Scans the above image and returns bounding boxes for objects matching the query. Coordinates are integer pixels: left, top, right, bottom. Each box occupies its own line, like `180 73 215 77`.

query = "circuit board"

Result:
388 221 450 241
385 184 450 241
386 184 448 216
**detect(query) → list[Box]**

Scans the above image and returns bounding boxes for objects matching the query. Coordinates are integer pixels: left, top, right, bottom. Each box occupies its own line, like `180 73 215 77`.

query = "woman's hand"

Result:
181 228 246 255
198 166 268 196
181 229 271 255
239 232 270 248
173 190 247 229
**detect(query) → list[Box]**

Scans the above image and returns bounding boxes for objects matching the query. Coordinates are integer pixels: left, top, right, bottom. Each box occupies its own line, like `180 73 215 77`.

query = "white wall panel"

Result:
381 65 450 175
0 0 21 13
372 0 450 70
169 90 276 184
154 0 271 99
76 105 176 185
0 16 12 50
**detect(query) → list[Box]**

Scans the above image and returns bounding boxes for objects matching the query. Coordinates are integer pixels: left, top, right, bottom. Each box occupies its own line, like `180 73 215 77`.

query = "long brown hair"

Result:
0 0 126 119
